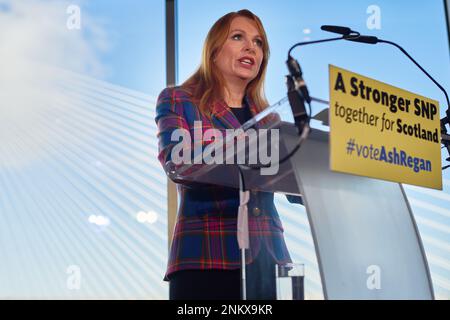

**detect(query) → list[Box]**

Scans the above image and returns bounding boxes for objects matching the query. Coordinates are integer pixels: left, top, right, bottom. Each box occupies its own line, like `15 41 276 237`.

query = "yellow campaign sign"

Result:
329 65 442 190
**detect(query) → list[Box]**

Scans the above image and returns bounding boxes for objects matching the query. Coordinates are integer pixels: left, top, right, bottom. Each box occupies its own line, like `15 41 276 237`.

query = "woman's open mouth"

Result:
238 56 255 69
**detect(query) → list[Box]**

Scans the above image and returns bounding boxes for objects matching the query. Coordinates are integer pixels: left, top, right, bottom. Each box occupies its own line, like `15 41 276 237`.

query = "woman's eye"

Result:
254 39 263 47
232 34 242 40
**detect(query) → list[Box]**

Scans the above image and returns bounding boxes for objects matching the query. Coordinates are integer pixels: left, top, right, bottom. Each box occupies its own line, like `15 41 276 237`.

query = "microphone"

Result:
285 28 363 136
320 24 378 44
286 75 308 135
286 53 315 135
320 25 352 36
346 35 379 44
285 29 360 136
286 55 311 104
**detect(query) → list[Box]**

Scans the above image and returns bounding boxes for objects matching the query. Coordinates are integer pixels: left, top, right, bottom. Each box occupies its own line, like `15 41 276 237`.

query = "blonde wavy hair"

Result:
182 9 270 117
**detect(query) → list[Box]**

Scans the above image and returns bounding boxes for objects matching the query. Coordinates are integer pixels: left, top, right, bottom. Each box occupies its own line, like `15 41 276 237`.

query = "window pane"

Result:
0 0 167 299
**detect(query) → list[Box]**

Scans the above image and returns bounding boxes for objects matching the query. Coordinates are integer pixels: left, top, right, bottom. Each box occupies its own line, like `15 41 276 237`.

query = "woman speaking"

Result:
156 9 299 300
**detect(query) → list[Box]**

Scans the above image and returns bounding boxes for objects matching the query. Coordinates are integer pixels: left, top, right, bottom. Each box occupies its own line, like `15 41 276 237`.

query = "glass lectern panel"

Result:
164 99 309 299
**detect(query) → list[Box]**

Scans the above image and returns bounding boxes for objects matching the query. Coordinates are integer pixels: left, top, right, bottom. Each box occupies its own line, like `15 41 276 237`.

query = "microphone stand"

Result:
373 39 450 169
329 26 450 170
287 25 450 170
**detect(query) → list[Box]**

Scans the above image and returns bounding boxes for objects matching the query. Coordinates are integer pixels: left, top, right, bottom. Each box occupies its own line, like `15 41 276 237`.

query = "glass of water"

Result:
275 263 305 300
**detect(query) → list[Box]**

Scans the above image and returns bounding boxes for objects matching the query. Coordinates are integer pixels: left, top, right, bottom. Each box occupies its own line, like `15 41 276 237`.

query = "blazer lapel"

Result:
210 99 242 129
210 95 260 129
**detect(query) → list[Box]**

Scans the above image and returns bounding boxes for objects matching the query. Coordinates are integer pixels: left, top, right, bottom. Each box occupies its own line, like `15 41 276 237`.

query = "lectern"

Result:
166 101 435 300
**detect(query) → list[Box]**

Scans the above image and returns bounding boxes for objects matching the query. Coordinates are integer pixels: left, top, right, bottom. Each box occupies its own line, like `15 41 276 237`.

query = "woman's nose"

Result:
243 40 256 53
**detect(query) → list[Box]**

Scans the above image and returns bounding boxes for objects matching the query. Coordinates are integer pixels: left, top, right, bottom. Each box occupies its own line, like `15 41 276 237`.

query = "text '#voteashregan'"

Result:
345 138 432 174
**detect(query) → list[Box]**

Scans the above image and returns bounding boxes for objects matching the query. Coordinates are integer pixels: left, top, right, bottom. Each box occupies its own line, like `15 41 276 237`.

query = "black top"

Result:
230 104 253 125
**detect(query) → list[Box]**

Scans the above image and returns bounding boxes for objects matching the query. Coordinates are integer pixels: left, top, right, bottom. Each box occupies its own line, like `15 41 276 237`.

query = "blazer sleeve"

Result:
155 87 189 165
155 87 210 186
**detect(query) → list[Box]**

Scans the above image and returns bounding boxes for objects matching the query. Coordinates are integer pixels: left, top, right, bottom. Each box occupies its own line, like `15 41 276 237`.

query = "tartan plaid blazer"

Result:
155 86 299 281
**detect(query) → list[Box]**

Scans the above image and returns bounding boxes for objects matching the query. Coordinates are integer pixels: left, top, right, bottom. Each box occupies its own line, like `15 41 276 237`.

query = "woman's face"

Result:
214 16 264 87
